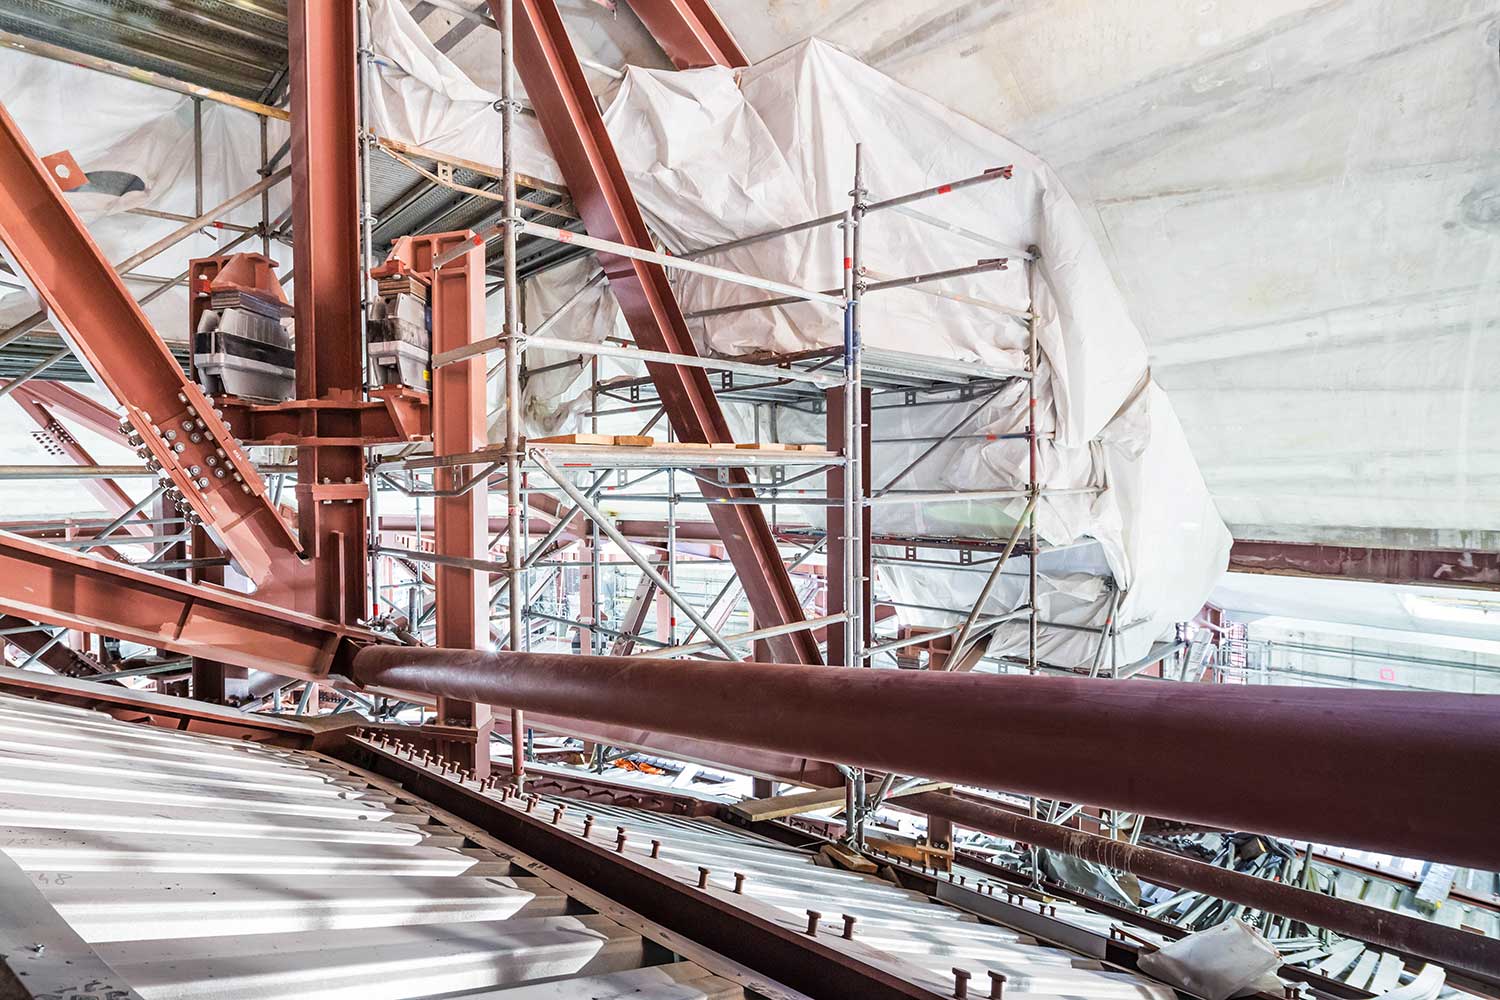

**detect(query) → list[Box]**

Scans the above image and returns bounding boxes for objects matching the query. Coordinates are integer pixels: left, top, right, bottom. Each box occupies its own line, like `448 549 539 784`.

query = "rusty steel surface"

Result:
626 0 748 69
0 529 369 678
0 99 300 585
1230 539 1500 591
500 0 820 664
351 645 1500 870
903 791 1500 989
283 0 368 622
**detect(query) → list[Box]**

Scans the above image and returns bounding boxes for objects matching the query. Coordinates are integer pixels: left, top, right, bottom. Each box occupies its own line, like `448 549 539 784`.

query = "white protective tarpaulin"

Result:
364 10 1232 668
0 47 289 521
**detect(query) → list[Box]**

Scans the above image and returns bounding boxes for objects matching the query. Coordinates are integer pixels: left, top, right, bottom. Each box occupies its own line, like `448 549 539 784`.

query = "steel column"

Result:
496 0 820 664
284 0 368 622
403 233 495 776
351 645 1500 870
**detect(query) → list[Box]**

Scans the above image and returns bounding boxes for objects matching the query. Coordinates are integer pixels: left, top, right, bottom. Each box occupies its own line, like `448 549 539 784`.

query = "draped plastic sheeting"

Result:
0 50 288 338
605 41 1230 666
364 0 1230 668
0 48 288 520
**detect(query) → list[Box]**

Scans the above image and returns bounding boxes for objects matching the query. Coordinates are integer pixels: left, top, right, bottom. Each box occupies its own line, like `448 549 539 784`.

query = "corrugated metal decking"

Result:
0 692 750 1000
372 735 1179 1000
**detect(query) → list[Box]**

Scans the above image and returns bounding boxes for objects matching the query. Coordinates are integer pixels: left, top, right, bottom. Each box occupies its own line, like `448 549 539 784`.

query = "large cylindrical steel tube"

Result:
350 646 1500 871
903 791 1500 987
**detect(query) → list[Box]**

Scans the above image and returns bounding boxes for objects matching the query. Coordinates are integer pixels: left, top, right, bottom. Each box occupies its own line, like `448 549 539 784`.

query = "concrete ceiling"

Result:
705 1 1500 549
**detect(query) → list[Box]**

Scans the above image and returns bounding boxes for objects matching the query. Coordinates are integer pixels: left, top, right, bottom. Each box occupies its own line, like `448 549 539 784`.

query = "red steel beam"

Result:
12 380 131 441
9 388 152 540
0 614 106 677
0 530 366 678
0 100 300 584
625 0 748 69
499 0 820 664
281 0 368 623
352 644 1500 870
1231 539 1500 591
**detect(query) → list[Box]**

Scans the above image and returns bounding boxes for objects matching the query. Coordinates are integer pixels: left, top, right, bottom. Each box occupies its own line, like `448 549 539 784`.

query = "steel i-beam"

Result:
626 0 748 69
497 0 820 664
0 101 300 584
392 232 496 775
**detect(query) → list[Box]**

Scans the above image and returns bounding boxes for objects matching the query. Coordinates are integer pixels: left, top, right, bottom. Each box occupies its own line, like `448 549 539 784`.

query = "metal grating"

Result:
0 691 753 1000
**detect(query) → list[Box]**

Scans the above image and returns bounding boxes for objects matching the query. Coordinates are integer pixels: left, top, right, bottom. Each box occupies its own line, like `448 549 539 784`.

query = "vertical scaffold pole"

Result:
357 0 381 614
1026 252 1039 674
844 144 868 847
500 0 525 787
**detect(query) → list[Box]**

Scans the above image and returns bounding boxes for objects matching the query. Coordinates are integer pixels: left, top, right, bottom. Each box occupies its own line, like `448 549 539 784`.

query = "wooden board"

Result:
730 780 952 822
531 434 656 447
730 786 846 821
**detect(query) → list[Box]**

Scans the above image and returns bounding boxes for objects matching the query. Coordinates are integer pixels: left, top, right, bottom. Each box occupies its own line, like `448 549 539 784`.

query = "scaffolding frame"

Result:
0 0 1125 840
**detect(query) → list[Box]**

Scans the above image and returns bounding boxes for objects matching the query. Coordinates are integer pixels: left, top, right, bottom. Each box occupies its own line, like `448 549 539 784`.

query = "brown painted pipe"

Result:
350 646 1500 871
904 791 1500 987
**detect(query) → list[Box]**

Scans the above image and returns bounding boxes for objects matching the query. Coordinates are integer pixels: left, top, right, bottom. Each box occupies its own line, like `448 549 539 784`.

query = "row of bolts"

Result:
355 728 1073 1000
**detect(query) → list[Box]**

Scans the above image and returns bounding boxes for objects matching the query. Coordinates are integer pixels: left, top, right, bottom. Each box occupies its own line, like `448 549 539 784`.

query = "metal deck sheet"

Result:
0 692 748 1000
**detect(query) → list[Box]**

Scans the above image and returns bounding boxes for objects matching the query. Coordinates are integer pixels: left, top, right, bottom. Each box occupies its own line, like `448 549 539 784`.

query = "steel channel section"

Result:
413 232 496 776
901 791 1500 989
0 100 300 585
626 0 749 70
351 645 1500 870
283 0 368 622
348 742 943 1000
497 0 820 665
